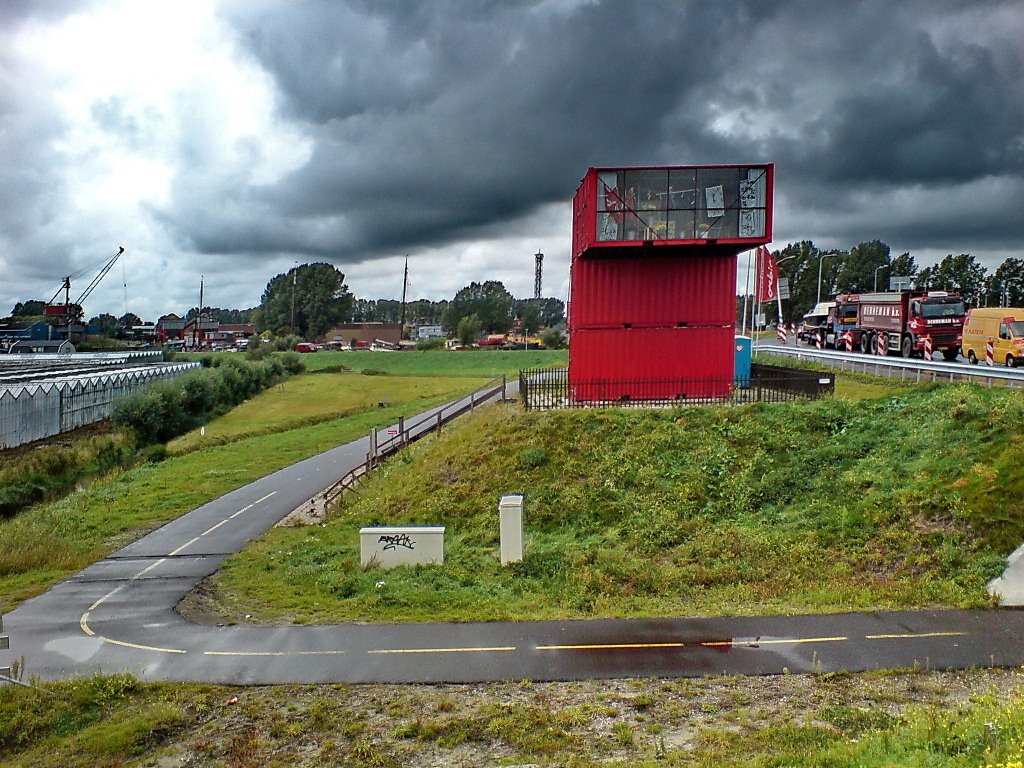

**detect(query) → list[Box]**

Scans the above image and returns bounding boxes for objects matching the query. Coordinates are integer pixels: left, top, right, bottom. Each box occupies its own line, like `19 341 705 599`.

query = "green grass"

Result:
0 373 480 608
296 347 566 375
210 382 1022 624
2 671 1022 767
167 372 484 454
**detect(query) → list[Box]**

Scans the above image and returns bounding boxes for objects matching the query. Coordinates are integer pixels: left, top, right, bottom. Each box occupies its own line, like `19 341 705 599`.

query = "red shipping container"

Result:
572 164 773 260
568 326 735 401
569 253 737 330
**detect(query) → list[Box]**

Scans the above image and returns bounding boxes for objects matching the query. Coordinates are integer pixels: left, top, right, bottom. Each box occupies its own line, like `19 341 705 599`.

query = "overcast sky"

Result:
1 0 1022 321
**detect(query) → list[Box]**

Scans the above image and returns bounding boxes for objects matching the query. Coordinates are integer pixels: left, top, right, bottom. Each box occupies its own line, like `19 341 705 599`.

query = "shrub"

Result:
111 356 301 446
540 328 567 350
417 337 447 351
278 351 306 375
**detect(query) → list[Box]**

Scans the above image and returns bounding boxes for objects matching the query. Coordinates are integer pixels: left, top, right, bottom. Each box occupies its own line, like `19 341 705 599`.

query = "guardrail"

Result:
322 375 508 507
756 345 1024 388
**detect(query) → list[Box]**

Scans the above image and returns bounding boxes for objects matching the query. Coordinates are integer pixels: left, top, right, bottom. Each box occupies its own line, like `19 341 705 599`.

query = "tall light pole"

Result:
816 252 834 305
290 262 298 336
874 264 886 292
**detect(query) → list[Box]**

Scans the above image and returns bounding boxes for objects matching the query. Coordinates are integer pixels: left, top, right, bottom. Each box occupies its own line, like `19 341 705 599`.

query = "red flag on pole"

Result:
757 246 778 303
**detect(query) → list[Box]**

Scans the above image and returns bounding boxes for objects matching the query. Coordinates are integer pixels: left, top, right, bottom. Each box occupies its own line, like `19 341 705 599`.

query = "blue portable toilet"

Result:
734 336 752 385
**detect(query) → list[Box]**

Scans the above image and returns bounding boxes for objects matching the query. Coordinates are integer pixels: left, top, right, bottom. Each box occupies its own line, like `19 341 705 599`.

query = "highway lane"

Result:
4 378 1024 685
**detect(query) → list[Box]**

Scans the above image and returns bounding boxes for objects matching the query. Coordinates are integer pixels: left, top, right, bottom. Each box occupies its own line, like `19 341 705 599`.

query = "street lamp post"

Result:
816 252 834 305
874 265 886 292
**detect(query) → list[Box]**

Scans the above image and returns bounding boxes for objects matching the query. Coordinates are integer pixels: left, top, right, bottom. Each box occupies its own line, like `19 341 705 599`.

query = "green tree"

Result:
987 257 1024 307
767 241 841 325
119 312 143 329
88 313 119 336
540 327 567 349
889 252 918 286
919 254 988 306
514 297 565 328
457 314 482 347
836 240 890 294
519 303 542 337
441 281 514 335
257 263 353 339
11 299 47 317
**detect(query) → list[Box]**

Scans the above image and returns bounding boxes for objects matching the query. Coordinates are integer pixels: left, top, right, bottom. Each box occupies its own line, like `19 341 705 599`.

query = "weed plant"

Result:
215 383 1022 623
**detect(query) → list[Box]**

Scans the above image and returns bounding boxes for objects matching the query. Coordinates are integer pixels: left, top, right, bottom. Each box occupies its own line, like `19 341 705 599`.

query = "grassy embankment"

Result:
0 350 541 607
206 380 1022 624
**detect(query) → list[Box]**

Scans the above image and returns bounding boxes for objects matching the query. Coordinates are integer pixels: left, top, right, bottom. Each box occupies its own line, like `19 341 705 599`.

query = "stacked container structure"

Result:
569 164 774 402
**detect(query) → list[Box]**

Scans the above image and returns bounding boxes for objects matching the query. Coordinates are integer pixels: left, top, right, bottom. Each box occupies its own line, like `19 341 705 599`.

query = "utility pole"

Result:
290 266 297 336
534 250 543 299
399 256 409 338
194 275 203 349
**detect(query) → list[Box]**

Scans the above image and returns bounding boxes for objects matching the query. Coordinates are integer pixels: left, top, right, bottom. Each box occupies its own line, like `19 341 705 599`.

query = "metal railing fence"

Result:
758 346 1024 389
519 364 833 411
323 375 507 506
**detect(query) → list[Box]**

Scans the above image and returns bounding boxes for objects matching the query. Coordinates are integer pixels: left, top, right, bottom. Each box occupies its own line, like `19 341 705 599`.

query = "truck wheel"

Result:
967 349 978 365
942 347 960 362
1008 354 1018 368
859 333 871 354
900 335 913 358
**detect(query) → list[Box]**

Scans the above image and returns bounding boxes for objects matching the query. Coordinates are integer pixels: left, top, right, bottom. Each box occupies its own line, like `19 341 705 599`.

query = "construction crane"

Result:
45 246 125 331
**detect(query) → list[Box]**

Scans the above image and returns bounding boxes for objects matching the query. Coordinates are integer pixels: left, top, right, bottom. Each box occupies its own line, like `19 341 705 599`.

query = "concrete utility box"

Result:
499 494 524 565
359 526 445 569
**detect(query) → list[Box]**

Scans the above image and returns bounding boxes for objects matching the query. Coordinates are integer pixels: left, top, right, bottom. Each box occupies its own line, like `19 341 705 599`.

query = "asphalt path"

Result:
3 379 1024 685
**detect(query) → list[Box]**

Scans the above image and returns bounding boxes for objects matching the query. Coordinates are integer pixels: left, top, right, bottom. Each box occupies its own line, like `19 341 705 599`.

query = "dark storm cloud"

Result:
2 0 1022 318
159 0 1020 266
184 0 768 257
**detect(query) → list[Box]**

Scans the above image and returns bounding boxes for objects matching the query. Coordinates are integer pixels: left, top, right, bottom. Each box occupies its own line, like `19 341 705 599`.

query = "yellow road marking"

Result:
701 636 848 647
865 631 968 640
80 586 124 636
98 635 187 654
537 642 686 651
204 650 347 657
368 646 516 655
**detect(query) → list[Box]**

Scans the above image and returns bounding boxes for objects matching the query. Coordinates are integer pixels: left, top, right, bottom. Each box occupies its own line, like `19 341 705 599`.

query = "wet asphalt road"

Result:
3 381 1024 685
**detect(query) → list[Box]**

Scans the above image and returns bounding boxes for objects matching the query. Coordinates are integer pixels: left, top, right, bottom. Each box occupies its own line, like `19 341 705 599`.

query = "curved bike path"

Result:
3 384 1023 685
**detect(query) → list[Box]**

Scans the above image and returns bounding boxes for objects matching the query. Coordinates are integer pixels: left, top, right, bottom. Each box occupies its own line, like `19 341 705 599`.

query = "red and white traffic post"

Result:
877 333 886 356
923 335 933 361
985 340 994 366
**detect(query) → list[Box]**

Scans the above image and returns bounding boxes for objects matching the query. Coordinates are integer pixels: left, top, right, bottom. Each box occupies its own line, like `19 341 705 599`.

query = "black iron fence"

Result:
519 364 833 411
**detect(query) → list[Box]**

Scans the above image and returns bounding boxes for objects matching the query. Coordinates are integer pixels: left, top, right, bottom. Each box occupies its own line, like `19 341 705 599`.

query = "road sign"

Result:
889 276 913 291
778 277 790 299
387 428 398 436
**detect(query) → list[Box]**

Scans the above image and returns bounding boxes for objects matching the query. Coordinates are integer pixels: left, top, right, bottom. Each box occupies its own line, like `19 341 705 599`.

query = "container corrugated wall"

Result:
568 326 734 401
569 254 736 329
